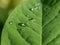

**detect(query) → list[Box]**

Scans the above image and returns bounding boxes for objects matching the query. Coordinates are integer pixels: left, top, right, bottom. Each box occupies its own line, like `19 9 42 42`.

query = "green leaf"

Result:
43 0 60 45
1 0 42 45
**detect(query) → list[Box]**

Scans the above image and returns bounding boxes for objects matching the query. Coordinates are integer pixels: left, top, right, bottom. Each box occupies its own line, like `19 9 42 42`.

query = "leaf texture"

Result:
1 0 60 45
43 0 60 45
1 0 42 45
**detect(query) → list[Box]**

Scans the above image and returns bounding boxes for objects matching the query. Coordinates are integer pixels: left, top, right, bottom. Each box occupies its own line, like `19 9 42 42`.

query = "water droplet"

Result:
22 23 25 26
31 8 34 11
35 6 40 10
9 21 13 25
25 15 30 17
29 18 36 22
18 23 27 27
34 3 41 10
34 7 39 10
30 3 40 11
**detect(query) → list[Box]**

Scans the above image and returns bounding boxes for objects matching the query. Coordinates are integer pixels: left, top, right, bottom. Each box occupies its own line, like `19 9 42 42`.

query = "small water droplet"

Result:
35 3 41 10
29 8 34 11
34 7 38 10
30 3 40 11
35 6 40 10
25 15 30 17
29 18 36 22
31 8 34 11
18 23 27 27
9 21 13 25
22 23 25 26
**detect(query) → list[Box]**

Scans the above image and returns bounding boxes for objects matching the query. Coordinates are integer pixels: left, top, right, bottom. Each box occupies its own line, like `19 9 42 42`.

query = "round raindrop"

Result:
9 21 13 25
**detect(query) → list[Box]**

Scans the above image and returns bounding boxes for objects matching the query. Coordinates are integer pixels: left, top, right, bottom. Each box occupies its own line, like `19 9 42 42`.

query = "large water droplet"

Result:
9 21 13 25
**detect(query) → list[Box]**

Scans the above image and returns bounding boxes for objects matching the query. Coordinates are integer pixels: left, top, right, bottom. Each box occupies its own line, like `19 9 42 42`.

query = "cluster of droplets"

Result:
9 21 27 31
9 18 36 26
8 3 40 31
31 3 41 11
